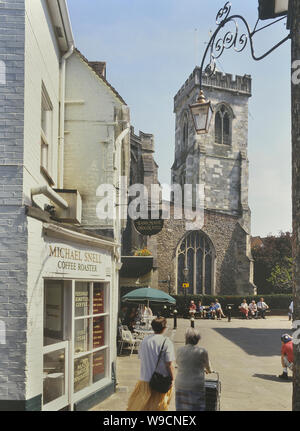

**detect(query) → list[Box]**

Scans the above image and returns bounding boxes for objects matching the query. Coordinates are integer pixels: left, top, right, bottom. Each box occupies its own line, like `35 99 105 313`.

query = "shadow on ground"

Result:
253 373 292 383
213 328 293 357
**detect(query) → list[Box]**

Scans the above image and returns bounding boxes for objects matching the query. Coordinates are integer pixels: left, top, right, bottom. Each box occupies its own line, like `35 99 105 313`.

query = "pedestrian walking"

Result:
278 334 294 380
175 328 212 411
127 317 175 411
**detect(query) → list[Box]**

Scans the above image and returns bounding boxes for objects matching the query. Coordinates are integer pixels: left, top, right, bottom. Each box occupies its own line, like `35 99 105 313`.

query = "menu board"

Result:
74 356 90 393
93 317 105 349
93 284 104 315
93 351 105 383
74 320 89 354
75 283 89 317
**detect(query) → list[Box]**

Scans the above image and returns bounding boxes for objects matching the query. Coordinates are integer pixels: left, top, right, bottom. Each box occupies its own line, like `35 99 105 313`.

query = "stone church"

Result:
156 68 256 296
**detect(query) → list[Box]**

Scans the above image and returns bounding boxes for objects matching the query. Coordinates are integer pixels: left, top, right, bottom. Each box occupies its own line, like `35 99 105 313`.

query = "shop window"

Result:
44 281 64 346
43 349 66 405
74 282 109 394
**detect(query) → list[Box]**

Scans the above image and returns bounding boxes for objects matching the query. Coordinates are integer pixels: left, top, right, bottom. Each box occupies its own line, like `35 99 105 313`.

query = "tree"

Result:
267 257 293 293
251 232 292 294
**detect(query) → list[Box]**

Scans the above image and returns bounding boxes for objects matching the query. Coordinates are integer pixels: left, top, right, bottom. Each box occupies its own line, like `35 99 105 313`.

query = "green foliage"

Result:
251 232 292 294
171 294 292 317
267 257 293 293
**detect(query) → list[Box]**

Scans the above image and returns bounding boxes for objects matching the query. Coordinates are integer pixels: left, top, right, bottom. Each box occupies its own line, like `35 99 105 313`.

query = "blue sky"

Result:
67 0 291 237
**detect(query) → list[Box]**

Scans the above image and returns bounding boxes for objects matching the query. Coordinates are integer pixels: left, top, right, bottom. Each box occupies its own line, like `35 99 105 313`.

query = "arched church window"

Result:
215 104 232 145
177 231 215 295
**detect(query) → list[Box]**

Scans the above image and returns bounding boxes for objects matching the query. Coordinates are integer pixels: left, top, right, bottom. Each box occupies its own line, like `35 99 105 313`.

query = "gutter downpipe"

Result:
114 124 130 267
58 43 74 188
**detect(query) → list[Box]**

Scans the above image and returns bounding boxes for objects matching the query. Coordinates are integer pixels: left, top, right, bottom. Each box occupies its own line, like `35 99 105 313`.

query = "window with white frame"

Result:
73 282 109 394
41 84 53 180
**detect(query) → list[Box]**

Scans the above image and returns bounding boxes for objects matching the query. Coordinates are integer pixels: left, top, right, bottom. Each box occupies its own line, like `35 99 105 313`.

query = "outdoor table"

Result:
133 328 154 338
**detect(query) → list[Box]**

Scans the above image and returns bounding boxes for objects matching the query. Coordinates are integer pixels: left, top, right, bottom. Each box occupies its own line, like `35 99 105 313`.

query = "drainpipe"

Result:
58 43 74 188
114 124 130 263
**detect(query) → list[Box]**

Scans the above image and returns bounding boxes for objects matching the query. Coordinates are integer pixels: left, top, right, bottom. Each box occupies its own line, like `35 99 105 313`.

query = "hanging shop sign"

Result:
134 212 164 236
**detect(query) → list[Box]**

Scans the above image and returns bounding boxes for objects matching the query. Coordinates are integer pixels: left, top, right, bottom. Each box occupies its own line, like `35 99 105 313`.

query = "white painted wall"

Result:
64 53 128 230
23 0 61 208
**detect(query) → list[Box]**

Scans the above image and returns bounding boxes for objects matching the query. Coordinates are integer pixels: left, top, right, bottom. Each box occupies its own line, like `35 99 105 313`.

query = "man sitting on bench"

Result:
257 297 269 319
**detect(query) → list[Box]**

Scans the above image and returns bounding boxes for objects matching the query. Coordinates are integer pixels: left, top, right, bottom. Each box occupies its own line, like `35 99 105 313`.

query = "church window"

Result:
177 231 215 295
215 104 232 145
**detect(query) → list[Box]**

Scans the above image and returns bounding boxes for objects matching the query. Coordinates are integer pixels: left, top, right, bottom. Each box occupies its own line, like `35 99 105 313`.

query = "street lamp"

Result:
189 90 213 134
183 266 189 318
258 0 289 20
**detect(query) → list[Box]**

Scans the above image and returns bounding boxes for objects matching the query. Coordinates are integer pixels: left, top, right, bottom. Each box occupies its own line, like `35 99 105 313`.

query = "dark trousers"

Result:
258 309 266 318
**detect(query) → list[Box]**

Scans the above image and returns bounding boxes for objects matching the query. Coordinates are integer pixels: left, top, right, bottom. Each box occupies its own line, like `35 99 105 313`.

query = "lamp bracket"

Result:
199 1 291 90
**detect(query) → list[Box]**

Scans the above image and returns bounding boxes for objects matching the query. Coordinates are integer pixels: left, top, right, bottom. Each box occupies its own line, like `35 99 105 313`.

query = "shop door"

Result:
43 280 71 411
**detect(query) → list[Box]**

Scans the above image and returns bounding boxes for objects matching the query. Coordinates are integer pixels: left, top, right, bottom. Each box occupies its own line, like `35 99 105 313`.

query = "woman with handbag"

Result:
127 317 175 411
175 328 212 411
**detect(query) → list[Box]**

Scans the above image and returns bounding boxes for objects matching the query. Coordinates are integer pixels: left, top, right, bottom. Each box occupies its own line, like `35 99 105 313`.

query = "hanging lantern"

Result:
189 90 213 134
258 0 289 20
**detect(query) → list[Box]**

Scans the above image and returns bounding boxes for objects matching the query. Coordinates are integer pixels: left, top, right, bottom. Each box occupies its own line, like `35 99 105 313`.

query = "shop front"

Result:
27 217 119 411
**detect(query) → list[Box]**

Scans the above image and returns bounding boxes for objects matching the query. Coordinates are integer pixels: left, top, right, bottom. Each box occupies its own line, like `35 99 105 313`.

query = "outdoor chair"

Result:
119 329 142 356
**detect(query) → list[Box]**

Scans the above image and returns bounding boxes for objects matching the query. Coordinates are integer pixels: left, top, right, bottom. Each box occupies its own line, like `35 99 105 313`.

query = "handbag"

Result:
149 339 173 394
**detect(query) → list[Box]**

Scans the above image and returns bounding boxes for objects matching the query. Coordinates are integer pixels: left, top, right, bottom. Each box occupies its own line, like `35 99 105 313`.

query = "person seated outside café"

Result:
257 297 269 319
206 302 216 320
140 304 153 320
189 300 197 318
214 299 226 320
197 301 206 319
248 300 258 319
125 307 139 332
239 299 249 319
278 334 294 380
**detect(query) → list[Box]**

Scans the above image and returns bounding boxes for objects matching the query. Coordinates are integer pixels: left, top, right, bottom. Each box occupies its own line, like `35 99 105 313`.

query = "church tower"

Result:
172 69 252 232
156 69 256 296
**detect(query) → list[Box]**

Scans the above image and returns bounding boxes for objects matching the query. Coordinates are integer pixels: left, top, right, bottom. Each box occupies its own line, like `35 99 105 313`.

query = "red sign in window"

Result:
93 317 105 349
93 284 104 315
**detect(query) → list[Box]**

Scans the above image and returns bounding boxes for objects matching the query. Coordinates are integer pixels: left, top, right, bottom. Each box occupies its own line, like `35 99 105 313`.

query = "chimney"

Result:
89 61 106 79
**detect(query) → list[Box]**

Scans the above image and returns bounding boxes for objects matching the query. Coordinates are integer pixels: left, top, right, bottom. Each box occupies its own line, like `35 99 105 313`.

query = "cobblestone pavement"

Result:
91 316 293 411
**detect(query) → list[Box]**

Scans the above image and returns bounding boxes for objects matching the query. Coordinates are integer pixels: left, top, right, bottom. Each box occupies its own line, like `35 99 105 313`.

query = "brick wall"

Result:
0 0 27 401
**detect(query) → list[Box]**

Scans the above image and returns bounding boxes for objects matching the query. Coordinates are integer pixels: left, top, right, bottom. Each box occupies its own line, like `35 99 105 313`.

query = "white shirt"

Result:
138 334 175 382
249 303 257 311
257 301 268 310
289 301 294 313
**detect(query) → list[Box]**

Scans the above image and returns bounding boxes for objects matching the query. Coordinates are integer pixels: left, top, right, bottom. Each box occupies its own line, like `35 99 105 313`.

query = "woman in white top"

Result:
239 299 249 319
127 317 175 411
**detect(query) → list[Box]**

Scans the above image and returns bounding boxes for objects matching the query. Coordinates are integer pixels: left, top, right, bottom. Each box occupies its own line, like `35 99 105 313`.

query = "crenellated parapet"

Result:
174 68 251 110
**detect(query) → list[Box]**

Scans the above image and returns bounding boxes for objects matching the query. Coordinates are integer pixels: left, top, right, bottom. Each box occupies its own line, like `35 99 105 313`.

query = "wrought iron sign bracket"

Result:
199 1 291 90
